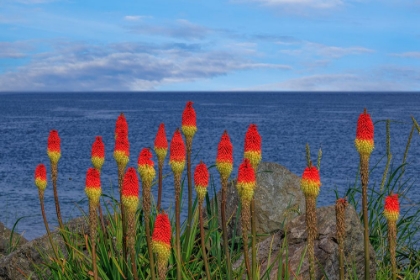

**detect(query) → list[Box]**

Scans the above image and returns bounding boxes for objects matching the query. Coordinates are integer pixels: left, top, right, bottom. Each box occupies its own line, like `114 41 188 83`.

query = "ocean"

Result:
1 92 419 240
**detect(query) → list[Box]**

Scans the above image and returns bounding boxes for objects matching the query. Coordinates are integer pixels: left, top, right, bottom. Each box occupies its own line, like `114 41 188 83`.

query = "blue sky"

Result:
0 0 419 91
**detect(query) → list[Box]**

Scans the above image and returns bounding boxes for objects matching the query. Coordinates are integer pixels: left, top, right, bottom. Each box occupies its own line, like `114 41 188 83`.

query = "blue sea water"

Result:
0 92 420 240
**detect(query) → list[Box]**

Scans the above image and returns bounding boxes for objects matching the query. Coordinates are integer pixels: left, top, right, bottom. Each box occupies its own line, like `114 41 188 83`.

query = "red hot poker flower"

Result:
169 129 186 174
85 168 101 205
181 101 197 138
47 130 61 164
154 123 168 161
115 113 128 139
216 130 233 179
355 108 374 156
384 194 400 222
114 134 130 166
237 158 256 203
244 124 262 170
152 212 172 262
122 167 139 212
91 136 105 171
138 148 156 186
194 161 209 201
301 165 321 198
35 164 47 191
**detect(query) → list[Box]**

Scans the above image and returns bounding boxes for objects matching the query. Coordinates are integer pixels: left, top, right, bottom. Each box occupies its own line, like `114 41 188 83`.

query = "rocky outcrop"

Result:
245 204 376 280
0 222 27 259
0 217 89 280
211 162 306 238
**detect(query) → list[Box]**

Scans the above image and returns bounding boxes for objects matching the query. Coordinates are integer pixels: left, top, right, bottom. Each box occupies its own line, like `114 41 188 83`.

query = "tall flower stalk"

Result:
216 130 233 280
355 108 374 280
300 162 321 280
113 113 130 262
47 130 64 230
154 123 168 211
336 198 348 280
194 161 211 279
85 168 102 280
384 193 399 280
181 101 197 242
91 136 106 233
169 128 186 280
237 158 256 280
138 148 157 280
244 124 262 279
121 168 140 280
35 164 58 260
152 213 172 280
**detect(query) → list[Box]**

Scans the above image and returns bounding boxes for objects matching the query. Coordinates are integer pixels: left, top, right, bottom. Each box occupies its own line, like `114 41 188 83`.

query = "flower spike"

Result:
138 148 156 186
301 164 321 198
384 193 400 222
91 136 105 171
169 128 186 175
194 161 209 201
47 130 61 164
244 124 262 170
216 130 233 180
35 164 47 191
121 168 140 213
237 158 256 203
85 168 101 206
154 123 168 161
114 134 130 166
115 113 128 139
355 108 374 156
181 101 197 138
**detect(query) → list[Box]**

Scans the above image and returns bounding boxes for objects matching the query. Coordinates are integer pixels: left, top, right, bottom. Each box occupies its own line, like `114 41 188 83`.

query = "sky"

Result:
0 0 419 91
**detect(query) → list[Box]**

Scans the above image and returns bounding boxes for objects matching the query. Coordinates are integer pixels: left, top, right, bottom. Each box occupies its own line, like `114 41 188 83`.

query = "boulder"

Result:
0 222 27 259
0 217 89 280
246 204 376 279
211 162 306 239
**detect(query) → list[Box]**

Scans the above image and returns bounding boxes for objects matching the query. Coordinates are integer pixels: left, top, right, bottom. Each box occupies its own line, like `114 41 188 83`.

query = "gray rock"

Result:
0 222 27 259
0 217 89 280
248 204 376 280
211 162 306 239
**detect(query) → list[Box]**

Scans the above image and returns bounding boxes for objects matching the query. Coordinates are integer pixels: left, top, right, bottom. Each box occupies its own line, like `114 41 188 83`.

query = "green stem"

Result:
388 220 397 280
157 160 164 211
39 190 59 261
199 201 211 279
89 203 99 280
127 211 138 280
185 138 193 250
241 200 252 280
221 177 232 280
144 186 157 280
51 163 64 230
118 163 128 265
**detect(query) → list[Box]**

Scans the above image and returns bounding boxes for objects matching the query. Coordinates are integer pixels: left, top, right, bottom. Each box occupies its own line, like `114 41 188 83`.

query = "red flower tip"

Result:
182 101 197 127
35 164 47 181
91 136 105 158
47 130 61 152
115 113 128 138
300 165 321 197
138 148 154 167
194 161 209 187
85 168 101 188
154 123 168 150
237 158 256 184
114 134 130 155
244 124 261 153
216 130 233 163
122 167 139 197
169 129 186 162
356 109 374 141
152 213 172 246
35 164 47 190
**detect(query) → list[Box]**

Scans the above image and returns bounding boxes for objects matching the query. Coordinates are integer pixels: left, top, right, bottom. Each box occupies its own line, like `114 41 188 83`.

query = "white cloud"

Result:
123 15 151 22
0 41 33 58
0 42 290 91
390 52 420 58
242 0 343 8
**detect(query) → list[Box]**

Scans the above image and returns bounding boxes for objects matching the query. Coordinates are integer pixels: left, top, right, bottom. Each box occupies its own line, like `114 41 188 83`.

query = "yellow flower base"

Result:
169 161 185 174
195 185 207 201
91 157 104 171
154 148 167 161
113 151 129 166
138 165 156 186
216 161 233 179
47 151 61 164
301 179 320 197
384 209 399 222
355 139 374 156
122 195 139 213
182 126 197 138
85 187 101 205
152 240 171 263
237 182 255 202
35 178 47 191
